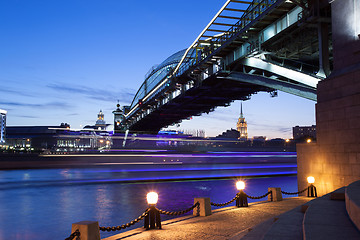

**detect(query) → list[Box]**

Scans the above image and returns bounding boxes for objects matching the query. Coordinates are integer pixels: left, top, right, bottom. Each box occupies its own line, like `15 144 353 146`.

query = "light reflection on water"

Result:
0 153 298 240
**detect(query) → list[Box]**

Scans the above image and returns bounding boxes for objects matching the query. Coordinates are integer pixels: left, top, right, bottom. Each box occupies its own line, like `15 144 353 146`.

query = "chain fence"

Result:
99 202 200 232
157 202 200 216
281 187 308 195
99 208 149 232
80 187 310 236
210 193 239 207
244 191 272 200
65 229 80 240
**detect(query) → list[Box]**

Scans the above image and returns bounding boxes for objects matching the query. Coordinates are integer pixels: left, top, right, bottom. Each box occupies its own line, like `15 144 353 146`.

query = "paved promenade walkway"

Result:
103 197 311 240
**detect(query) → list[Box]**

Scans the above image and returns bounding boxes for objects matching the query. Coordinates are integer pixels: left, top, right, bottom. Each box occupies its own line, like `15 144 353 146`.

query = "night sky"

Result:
0 0 316 138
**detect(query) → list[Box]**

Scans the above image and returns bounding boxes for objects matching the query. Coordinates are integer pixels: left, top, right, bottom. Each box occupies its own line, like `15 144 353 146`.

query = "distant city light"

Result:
306 139 312 143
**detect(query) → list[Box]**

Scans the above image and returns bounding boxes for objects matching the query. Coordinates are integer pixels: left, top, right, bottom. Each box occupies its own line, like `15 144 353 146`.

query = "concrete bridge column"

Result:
297 0 360 196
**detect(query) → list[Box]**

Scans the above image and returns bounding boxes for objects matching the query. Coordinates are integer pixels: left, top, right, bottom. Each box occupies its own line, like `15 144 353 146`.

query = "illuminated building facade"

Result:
236 103 248 141
0 109 6 144
95 110 106 130
6 124 111 152
84 110 110 131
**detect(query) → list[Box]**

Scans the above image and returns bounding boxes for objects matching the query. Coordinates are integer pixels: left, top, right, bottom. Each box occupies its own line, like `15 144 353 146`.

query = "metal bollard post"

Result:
236 190 248 207
307 176 317 197
144 205 161 230
307 184 317 197
144 192 161 230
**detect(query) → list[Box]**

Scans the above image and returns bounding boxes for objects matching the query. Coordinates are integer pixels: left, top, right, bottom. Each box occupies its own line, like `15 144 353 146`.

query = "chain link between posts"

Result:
244 191 272 200
95 187 310 234
210 193 239 207
99 208 150 232
99 202 201 232
65 229 80 240
157 202 200 216
281 187 308 195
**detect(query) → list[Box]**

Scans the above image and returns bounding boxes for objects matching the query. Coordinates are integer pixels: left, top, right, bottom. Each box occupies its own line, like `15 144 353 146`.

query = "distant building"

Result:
293 125 316 140
84 110 110 131
6 124 72 150
216 129 240 139
6 123 111 152
236 102 248 141
182 129 206 138
252 136 266 147
96 110 106 129
0 109 6 144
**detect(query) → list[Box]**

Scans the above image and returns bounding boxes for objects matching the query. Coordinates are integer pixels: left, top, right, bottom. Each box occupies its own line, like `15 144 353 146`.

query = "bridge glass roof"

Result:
130 48 195 109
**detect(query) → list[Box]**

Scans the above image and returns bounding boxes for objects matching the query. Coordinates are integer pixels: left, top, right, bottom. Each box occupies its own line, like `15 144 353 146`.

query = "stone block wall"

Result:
297 0 360 196
297 64 360 196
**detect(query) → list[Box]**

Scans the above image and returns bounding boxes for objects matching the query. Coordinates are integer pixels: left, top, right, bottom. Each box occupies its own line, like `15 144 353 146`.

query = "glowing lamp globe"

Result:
307 176 315 184
147 192 158 205
236 181 245 190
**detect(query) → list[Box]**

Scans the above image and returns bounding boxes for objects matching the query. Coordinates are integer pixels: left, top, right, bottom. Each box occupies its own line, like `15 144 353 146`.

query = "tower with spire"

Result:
95 110 106 130
112 101 126 133
236 102 248 141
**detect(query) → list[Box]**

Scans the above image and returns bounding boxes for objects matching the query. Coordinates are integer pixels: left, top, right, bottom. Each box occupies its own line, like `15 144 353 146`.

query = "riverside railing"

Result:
65 176 317 240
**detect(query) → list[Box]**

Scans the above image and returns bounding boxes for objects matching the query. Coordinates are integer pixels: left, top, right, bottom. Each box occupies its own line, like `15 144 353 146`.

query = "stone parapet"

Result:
345 180 360 231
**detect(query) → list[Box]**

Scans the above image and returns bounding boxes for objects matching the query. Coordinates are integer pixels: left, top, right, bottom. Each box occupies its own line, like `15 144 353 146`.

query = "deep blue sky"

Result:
0 0 316 138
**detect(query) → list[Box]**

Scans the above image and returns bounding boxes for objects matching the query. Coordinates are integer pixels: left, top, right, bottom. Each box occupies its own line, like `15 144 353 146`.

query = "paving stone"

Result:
103 197 311 240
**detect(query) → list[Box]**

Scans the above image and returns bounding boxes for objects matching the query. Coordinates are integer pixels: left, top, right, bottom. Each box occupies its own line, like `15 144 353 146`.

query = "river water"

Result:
0 151 298 240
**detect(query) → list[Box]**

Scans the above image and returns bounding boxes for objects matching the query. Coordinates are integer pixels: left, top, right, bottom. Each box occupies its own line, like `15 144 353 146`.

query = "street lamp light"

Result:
144 192 161 229
236 181 248 207
147 192 158 205
307 176 315 184
236 181 245 191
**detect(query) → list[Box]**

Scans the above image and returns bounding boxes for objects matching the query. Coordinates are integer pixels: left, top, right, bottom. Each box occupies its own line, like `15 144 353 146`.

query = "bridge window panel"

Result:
260 6 301 44
202 71 209 80
146 63 178 92
128 50 187 110
288 7 301 27
263 24 276 42
276 19 283 34
213 63 221 73
131 87 146 109
146 69 166 91
173 89 181 98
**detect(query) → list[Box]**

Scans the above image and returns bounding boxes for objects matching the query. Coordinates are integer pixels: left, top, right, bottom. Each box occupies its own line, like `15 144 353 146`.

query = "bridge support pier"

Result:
297 0 360 196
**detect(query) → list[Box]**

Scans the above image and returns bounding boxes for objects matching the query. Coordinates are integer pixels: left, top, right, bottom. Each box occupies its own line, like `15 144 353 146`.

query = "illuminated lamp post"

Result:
307 176 317 197
144 192 161 230
236 181 248 207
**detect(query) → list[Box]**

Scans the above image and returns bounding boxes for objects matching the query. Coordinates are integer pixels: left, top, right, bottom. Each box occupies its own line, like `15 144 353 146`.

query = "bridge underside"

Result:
222 71 317 101
129 71 316 133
